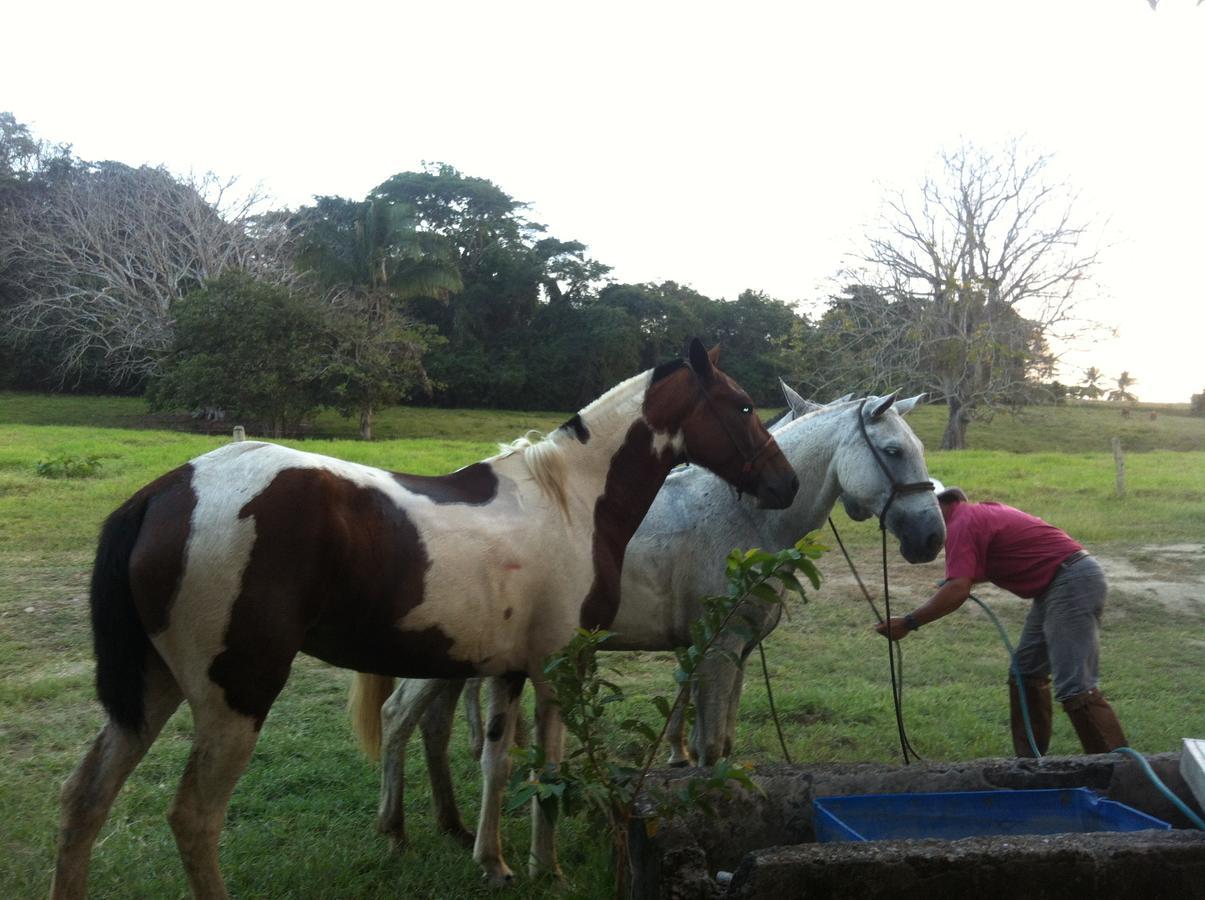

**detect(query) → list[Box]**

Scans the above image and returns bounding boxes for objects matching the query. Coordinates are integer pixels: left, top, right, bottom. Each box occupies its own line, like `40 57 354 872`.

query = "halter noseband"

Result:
855 398 935 529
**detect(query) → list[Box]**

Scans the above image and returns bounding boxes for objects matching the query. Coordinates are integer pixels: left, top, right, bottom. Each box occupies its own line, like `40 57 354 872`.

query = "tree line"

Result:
1 113 1143 445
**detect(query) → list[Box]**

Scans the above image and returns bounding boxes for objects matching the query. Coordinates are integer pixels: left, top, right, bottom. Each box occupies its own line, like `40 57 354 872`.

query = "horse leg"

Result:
473 673 524 886
528 676 565 880
166 702 261 900
419 679 474 847
691 651 742 766
722 658 748 760
666 695 692 767
463 677 484 761
51 654 183 900
377 677 448 850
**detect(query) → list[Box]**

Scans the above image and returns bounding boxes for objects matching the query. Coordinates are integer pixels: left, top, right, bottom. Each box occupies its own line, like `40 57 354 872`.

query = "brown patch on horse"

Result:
210 468 474 727
579 420 677 629
129 464 198 635
393 462 498 505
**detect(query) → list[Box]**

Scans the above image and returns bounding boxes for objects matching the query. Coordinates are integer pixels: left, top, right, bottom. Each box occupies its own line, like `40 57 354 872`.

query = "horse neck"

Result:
753 404 850 546
568 368 684 532
550 369 681 536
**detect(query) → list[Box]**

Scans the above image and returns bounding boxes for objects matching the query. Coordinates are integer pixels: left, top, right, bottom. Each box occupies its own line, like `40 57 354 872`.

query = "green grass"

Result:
1 391 1203 898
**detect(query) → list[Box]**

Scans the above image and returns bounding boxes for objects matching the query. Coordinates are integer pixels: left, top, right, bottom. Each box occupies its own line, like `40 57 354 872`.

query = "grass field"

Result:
2 392 1203 898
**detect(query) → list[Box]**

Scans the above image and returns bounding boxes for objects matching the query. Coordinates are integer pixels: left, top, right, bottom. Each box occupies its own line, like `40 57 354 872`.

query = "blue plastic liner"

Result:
814 788 1172 842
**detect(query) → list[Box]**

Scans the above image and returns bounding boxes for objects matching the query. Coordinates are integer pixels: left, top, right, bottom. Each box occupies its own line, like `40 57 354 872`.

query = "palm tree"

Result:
1080 366 1105 400
293 197 462 438
1108 370 1138 403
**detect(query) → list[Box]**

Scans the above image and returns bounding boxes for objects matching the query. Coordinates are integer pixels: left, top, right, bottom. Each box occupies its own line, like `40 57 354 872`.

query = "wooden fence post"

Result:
1112 436 1125 498
232 425 246 442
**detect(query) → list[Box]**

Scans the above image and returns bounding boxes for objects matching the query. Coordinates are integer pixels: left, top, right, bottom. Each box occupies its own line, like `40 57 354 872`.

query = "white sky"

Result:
5 0 1202 400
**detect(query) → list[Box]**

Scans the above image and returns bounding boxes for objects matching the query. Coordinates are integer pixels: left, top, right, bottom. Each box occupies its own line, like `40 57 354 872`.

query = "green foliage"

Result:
1191 389 1205 417
34 452 103 479
507 535 826 892
148 271 328 437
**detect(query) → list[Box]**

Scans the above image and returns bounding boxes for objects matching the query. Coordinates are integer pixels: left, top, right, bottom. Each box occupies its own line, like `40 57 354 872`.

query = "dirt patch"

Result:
816 543 1205 615
1094 551 1205 614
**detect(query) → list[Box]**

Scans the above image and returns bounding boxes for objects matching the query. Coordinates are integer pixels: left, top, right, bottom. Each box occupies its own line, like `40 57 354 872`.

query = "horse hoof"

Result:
482 869 514 888
445 826 475 849
667 759 690 768
386 833 408 855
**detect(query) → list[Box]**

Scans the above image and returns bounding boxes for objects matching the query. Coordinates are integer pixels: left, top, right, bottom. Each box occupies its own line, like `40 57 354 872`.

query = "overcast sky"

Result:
5 0 1202 400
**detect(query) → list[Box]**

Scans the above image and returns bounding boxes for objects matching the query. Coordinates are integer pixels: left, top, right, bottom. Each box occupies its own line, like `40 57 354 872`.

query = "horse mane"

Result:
494 431 572 519
491 368 657 521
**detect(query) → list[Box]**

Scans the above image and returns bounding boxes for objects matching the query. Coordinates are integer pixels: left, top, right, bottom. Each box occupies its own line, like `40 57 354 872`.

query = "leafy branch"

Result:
507 534 826 894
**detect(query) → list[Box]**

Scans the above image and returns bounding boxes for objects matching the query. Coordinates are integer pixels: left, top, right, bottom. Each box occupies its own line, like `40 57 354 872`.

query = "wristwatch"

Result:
904 613 920 631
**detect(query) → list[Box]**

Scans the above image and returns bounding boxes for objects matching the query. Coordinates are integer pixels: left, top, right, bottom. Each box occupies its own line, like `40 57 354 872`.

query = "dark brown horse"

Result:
51 340 798 896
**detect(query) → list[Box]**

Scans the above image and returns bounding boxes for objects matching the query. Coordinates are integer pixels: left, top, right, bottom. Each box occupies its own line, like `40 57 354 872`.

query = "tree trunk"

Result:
359 405 374 441
941 397 969 450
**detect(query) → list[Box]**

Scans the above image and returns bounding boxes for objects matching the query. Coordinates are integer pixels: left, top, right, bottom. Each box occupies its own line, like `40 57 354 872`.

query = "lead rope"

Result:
757 641 793 764
845 399 934 764
827 514 921 763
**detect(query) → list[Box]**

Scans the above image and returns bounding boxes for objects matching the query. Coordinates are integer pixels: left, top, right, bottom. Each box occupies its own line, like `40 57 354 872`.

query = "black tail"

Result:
90 492 153 733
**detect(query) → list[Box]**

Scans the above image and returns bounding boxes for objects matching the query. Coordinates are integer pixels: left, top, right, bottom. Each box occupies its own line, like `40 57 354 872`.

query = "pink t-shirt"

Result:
943 501 1083 599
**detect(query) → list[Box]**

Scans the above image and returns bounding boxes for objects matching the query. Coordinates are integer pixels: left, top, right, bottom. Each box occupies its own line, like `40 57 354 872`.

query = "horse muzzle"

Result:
893 514 946 563
753 470 799 509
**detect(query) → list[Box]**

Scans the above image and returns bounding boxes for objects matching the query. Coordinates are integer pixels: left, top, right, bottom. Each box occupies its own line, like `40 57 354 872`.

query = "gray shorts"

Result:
1012 556 1107 701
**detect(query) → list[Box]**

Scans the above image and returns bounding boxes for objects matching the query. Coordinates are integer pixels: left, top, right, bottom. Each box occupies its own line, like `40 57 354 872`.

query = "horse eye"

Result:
883 446 900 456
740 405 752 415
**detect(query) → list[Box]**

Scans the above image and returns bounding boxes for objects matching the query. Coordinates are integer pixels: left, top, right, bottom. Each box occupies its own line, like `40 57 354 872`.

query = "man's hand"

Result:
875 617 913 641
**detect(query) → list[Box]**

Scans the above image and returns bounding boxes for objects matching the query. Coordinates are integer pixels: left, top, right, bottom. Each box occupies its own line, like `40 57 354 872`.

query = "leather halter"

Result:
854 398 935 529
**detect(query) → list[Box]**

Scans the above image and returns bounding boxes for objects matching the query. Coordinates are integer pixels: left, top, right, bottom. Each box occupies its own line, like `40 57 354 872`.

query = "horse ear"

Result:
893 393 927 417
687 338 715 384
832 392 855 404
868 393 897 419
780 378 820 415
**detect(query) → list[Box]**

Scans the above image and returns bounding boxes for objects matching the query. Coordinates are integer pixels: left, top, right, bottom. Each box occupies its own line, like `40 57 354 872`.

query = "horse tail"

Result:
349 673 396 760
90 490 154 734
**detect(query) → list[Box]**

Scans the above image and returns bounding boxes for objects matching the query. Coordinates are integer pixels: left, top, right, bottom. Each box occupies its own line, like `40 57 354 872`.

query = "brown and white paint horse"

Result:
51 340 797 896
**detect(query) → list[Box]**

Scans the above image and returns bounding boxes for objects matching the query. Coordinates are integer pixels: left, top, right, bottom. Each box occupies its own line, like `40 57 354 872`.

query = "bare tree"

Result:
825 141 1099 449
0 161 292 385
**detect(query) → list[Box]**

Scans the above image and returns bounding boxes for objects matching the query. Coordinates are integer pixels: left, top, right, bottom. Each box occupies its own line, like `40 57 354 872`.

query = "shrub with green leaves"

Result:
35 453 103 479
508 535 826 895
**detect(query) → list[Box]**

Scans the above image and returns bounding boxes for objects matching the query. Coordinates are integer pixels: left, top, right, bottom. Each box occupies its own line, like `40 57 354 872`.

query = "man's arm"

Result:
874 577 973 641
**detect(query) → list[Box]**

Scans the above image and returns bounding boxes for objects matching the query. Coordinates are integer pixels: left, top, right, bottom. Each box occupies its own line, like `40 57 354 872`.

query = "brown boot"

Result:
1062 688 1128 754
1009 676 1052 757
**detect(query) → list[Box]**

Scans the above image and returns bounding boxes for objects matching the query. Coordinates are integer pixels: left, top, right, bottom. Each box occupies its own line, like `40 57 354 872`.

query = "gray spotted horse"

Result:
50 340 798 897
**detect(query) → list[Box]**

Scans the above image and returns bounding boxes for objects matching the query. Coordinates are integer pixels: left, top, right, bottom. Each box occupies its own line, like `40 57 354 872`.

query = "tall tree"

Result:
1108 370 1138 403
829 141 1099 448
0 160 289 387
292 195 460 438
148 271 327 437
373 164 611 408
1080 366 1106 400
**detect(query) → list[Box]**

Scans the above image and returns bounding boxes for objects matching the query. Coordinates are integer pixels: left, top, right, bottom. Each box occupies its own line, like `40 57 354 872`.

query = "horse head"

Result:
837 393 945 563
650 339 798 509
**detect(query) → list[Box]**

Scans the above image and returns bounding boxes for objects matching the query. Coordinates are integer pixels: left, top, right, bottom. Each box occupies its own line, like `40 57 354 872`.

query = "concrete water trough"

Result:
625 752 1205 899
